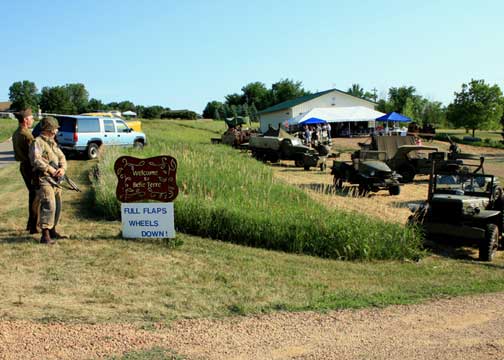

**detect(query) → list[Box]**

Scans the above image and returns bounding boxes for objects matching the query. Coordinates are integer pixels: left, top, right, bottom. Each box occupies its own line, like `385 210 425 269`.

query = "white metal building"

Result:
258 89 377 133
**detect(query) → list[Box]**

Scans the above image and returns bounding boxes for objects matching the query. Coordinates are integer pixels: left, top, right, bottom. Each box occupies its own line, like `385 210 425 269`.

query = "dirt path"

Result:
1 292 504 359
0 139 15 169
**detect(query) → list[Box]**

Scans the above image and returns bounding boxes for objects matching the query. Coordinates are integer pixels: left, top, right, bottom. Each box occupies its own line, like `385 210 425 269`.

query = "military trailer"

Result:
409 158 504 261
248 128 323 170
331 150 402 196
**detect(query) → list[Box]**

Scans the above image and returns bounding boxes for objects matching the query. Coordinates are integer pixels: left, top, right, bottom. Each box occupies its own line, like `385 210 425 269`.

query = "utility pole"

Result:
372 87 378 102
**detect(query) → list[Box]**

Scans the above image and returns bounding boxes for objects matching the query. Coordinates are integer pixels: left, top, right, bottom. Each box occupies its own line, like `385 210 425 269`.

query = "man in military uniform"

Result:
12 108 38 233
29 116 68 244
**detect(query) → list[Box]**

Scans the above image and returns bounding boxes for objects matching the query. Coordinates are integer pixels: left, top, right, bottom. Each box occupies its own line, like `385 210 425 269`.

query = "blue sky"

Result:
2 0 503 113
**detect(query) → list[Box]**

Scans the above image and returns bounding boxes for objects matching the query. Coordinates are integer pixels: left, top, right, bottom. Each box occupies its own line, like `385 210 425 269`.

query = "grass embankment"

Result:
1 145 504 324
0 117 17 142
92 120 421 261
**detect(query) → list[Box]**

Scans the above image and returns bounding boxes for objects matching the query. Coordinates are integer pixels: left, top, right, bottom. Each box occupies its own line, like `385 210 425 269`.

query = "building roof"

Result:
289 107 385 124
0 101 12 112
258 88 376 115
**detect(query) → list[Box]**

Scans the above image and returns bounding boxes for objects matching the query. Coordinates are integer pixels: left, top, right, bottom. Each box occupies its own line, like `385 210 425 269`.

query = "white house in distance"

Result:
258 88 380 134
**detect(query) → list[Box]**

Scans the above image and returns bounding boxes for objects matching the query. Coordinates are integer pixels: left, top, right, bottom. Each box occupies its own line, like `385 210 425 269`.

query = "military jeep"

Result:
331 150 402 196
409 158 504 261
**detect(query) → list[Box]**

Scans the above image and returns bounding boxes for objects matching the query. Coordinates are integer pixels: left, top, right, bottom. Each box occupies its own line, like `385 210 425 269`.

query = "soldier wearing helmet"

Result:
29 116 68 244
12 108 38 234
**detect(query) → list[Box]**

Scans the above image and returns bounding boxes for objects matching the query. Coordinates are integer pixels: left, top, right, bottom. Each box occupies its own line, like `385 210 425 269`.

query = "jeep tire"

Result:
389 185 401 196
87 143 100 160
398 165 415 183
479 224 498 261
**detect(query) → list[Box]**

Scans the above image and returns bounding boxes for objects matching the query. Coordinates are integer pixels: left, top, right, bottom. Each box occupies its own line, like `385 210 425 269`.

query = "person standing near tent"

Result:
326 122 332 141
12 108 38 234
304 126 311 146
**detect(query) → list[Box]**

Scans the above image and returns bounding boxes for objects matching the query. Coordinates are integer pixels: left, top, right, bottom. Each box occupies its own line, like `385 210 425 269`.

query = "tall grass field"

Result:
92 120 422 261
0 117 18 142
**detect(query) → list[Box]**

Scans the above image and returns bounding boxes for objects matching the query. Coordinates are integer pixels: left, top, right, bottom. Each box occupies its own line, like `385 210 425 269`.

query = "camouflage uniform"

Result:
12 125 37 231
29 134 67 230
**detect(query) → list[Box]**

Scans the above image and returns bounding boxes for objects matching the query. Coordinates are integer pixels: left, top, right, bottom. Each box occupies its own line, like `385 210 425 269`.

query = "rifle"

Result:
43 161 81 192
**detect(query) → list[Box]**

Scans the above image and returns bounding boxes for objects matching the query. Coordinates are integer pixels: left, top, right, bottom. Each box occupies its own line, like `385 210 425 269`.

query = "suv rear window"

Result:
77 118 100 132
56 116 77 132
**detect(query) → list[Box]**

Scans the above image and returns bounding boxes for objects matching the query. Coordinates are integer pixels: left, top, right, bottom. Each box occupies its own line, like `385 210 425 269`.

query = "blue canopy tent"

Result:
375 112 412 122
298 117 327 126
375 112 411 135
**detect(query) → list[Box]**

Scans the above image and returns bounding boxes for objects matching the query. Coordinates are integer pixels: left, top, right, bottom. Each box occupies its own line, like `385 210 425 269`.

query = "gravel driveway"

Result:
1 292 503 359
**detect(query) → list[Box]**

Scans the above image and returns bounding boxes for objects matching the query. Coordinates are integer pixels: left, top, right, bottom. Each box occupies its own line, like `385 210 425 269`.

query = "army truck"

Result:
331 150 402 196
248 128 323 170
409 158 504 261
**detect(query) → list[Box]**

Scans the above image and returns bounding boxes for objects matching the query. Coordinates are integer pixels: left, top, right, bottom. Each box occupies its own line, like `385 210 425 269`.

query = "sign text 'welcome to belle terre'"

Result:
114 155 179 202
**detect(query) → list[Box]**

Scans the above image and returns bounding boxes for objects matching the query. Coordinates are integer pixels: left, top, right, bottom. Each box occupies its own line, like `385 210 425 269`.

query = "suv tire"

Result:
479 224 498 261
133 140 144 150
87 143 100 160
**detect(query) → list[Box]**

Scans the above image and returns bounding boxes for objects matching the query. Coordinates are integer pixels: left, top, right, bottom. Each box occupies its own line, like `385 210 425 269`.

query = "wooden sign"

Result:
114 156 179 203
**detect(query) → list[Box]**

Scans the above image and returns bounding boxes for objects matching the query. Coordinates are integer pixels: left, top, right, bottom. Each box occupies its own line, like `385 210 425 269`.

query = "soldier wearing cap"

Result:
12 108 38 233
29 116 68 244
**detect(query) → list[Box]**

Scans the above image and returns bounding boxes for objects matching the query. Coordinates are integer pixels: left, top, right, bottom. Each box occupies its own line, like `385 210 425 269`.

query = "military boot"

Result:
28 220 39 234
49 227 68 239
40 229 55 245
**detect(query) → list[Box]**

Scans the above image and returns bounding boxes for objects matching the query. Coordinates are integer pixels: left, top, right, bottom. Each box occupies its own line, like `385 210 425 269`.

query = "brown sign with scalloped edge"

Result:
114 156 178 202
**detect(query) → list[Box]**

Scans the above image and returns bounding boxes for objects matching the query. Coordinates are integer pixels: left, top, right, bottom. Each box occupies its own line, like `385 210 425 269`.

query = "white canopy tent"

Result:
122 110 137 117
288 107 385 126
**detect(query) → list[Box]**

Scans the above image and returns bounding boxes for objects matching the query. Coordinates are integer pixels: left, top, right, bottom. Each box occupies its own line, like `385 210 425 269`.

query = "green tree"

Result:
213 108 221 121
88 98 107 111
241 82 269 109
65 83 89 114
40 86 75 114
388 86 417 113
402 98 416 121
249 103 259 122
270 78 309 105
446 79 503 137
225 93 243 106
142 105 165 119
347 83 365 98
117 100 136 112
202 101 223 119
420 100 446 127
135 105 145 118
8 80 39 112
376 99 394 113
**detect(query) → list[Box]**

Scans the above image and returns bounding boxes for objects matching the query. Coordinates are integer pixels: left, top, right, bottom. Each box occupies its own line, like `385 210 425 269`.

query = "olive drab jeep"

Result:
408 157 504 261
331 150 402 196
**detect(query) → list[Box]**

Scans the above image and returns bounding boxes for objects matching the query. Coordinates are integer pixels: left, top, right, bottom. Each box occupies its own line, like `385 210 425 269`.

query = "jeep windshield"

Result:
434 173 493 197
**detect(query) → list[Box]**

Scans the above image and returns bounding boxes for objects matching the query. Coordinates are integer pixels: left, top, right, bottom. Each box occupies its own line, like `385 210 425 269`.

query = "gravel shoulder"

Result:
1 292 504 359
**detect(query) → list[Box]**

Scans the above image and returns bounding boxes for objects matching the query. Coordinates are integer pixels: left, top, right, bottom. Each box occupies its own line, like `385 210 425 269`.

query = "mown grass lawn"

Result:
437 128 503 141
1 120 504 326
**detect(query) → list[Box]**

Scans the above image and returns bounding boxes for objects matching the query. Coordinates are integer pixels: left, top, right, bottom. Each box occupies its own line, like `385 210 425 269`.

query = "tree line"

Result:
8 81 198 119
205 79 504 136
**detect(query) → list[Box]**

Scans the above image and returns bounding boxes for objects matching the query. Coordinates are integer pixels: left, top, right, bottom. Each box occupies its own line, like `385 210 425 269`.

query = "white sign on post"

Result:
121 203 175 238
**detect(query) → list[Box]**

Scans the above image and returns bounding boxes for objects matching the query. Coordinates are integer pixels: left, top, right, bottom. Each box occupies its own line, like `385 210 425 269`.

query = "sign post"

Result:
115 155 179 238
